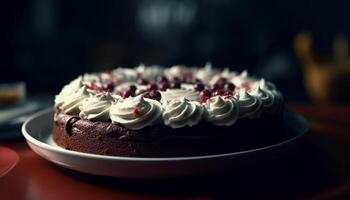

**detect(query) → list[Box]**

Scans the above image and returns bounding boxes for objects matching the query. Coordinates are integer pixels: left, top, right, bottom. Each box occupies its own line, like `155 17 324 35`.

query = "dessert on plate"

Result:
53 63 285 157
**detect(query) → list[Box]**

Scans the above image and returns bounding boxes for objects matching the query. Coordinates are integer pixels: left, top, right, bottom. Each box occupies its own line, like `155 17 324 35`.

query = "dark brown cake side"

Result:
53 108 287 157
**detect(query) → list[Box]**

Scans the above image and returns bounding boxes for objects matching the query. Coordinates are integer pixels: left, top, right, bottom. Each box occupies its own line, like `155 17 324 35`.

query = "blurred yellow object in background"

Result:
294 32 350 104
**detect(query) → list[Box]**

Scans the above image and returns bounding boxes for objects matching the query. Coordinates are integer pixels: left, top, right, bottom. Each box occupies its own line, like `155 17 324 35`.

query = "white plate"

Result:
22 109 308 178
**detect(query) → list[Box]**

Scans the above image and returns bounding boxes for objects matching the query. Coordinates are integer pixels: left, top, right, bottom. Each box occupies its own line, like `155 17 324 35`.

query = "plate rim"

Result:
22 108 308 162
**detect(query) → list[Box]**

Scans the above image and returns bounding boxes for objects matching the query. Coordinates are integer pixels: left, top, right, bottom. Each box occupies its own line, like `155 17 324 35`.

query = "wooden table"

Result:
1 105 350 200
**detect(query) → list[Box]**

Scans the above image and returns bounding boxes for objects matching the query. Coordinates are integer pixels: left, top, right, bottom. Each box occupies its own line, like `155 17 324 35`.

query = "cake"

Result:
53 63 285 157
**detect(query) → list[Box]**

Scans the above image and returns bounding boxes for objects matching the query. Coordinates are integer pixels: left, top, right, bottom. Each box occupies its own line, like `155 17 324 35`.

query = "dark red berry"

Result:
200 89 211 98
150 90 161 101
128 85 137 92
213 90 224 96
148 83 158 91
212 83 222 91
194 83 205 91
217 77 227 85
137 78 148 85
143 90 162 101
225 82 235 91
160 82 170 91
122 90 135 98
102 82 114 92
170 81 181 89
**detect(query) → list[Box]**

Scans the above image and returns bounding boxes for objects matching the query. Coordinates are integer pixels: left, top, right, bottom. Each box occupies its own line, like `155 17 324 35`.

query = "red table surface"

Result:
1 104 350 200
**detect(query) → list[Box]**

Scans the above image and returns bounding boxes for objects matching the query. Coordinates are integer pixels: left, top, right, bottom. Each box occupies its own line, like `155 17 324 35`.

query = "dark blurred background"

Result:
3 0 350 103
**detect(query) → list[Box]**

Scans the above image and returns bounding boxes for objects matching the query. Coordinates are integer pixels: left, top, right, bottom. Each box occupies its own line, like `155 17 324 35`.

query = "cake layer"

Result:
53 110 287 157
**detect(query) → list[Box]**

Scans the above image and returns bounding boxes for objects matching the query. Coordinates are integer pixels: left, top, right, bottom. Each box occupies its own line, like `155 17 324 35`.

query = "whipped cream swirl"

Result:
237 89 262 119
110 95 162 130
79 92 116 121
249 84 275 113
61 86 89 115
162 98 204 128
205 96 239 126
55 76 83 106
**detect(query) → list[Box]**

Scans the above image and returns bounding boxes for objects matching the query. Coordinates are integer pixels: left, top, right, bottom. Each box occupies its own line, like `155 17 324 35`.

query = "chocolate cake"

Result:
53 63 285 157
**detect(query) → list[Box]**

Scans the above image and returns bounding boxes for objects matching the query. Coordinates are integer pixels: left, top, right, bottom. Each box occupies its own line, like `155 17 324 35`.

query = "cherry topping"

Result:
102 82 114 92
122 90 135 98
148 83 158 91
143 90 161 101
128 85 137 92
137 78 149 85
225 82 236 91
212 83 223 91
200 89 212 98
212 77 227 91
159 82 170 91
150 90 161 101
194 83 205 91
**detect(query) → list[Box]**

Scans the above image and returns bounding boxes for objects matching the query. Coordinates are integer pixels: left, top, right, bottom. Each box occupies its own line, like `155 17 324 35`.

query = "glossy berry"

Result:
194 82 205 91
148 83 158 91
150 90 161 101
212 77 226 90
159 82 170 91
137 78 148 85
225 82 235 91
143 90 161 101
212 83 222 91
122 90 135 98
128 85 137 92
102 82 114 92
200 89 211 98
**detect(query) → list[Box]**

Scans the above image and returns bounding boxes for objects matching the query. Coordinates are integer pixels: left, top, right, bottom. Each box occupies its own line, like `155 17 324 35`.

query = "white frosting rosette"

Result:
55 76 83 106
60 86 90 115
162 98 204 128
205 96 239 126
237 89 262 119
110 95 162 130
79 92 116 121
